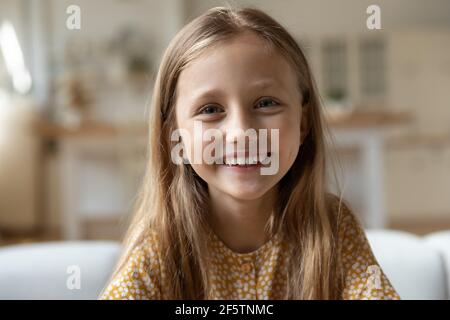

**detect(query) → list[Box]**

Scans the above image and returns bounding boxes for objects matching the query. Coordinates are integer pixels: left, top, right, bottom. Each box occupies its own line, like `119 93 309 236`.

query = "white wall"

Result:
385 29 450 221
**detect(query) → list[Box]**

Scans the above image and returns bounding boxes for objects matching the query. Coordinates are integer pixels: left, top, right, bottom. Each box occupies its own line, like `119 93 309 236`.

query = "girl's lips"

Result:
220 152 272 166
218 162 264 172
216 152 273 173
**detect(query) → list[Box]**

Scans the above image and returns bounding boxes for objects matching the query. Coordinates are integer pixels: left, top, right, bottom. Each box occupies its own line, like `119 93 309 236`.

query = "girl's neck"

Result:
207 186 277 254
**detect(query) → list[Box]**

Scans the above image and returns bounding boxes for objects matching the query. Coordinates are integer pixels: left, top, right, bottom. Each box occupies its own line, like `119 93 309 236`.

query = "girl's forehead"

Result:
187 33 279 73
177 35 297 96
203 31 274 56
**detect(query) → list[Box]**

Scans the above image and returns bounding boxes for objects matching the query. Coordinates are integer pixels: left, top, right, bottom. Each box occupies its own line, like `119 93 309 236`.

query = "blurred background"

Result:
1 0 450 246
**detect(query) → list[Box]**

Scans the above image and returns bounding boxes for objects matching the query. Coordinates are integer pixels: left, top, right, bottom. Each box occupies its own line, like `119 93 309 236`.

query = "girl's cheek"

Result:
280 127 301 167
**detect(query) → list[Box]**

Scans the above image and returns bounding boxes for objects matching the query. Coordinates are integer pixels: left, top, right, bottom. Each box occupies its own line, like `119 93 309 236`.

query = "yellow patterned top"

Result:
99 202 400 300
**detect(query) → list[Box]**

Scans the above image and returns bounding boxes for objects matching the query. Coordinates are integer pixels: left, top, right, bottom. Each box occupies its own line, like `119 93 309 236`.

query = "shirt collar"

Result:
206 224 282 263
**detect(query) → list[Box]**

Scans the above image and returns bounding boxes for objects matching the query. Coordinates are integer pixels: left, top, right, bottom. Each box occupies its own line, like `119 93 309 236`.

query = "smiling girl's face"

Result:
175 31 304 201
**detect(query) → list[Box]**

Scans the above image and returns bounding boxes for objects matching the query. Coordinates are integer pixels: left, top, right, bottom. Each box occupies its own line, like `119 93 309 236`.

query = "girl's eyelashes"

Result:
199 105 224 115
194 97 282 118
255 97 280 109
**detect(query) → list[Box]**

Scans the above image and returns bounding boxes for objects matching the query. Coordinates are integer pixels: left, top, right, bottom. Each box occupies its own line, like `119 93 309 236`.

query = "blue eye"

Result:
200 105 223 114
256 98 279 109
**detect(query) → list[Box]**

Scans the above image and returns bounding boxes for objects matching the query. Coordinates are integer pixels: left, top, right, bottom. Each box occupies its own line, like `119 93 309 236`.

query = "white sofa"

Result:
0 230 449 300
0 240 119 300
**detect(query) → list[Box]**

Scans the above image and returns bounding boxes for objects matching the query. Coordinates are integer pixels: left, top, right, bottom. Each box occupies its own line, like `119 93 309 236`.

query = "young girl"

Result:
100 5 400 300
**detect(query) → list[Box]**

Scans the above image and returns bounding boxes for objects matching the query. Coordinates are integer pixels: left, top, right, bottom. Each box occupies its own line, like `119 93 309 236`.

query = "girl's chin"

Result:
212 165 278 200
220 185 272 201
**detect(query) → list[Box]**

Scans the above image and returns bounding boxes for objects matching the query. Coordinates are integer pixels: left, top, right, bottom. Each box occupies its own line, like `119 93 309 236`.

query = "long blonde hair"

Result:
104 4 346 299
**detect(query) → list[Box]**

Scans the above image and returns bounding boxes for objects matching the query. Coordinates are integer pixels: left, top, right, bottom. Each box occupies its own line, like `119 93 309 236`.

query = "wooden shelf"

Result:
34 120 147 139
387 134 450 149
325 109 413 129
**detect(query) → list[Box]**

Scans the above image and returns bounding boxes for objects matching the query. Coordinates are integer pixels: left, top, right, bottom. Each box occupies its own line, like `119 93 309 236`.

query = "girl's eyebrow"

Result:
189 79 280 103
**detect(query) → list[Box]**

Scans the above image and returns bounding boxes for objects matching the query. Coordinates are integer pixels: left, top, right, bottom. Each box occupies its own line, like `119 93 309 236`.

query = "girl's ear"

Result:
300 105 311 144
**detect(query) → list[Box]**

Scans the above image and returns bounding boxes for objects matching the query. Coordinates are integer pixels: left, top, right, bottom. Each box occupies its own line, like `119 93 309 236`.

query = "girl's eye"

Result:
255 98 279 109
199 105 224 114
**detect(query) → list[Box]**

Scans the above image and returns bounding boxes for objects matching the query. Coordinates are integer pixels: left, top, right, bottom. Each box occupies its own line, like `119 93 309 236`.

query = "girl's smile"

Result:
217 151 273 174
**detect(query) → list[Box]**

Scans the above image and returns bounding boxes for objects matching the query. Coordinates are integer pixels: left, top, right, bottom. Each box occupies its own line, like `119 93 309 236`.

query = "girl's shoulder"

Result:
99 229 162 300
134 229 161 255
326 193 374 258
325 193 363 239
119 229 161 266
326 194 401 299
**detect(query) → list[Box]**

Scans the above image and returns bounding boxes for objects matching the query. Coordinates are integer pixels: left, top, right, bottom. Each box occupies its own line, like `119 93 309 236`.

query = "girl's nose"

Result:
224 108 255 144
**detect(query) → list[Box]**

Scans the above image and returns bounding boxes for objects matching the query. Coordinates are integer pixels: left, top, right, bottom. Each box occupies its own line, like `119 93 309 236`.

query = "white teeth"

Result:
222 155 271 166
224 158 236 165
223 156 254 165
260 155 271 165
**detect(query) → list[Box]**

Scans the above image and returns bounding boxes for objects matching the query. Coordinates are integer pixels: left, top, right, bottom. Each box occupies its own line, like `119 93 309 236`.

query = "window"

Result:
359 38 386 99
322 40 348 102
